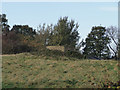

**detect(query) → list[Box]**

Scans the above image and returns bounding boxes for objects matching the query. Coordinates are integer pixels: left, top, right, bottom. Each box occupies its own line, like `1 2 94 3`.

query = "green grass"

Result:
2 53 119 88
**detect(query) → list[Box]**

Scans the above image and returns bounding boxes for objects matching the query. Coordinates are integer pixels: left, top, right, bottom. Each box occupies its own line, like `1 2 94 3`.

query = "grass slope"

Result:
2 53 119 88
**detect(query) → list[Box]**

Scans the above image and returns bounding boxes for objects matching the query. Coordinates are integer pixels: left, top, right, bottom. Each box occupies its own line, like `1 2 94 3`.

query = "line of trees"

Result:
0 14 119 60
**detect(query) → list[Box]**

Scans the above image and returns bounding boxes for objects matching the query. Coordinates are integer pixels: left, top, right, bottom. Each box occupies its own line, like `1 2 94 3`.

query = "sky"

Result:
1 2 118 40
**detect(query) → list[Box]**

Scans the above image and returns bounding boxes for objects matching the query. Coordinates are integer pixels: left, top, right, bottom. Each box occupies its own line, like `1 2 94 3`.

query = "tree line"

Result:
0 14 120 60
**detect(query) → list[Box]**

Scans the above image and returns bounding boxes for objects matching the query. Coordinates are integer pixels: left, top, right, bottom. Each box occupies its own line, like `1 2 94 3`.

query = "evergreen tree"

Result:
11 25 36 37
0 14 10 35
83 26 111 59
49 17 80 51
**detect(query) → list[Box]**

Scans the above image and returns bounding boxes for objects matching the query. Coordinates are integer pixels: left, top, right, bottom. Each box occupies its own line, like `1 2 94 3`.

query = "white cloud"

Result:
99 7 118 12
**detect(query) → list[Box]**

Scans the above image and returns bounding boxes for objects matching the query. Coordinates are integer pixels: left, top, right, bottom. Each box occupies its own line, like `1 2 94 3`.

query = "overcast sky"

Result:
2 2 118 40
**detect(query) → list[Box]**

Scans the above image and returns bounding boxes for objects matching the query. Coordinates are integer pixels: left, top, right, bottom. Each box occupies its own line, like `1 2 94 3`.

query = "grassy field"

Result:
2 53 119 88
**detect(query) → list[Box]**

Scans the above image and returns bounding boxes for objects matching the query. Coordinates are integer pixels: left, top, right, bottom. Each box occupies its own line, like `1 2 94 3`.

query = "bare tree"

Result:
118 27 120 60
106 26 118 59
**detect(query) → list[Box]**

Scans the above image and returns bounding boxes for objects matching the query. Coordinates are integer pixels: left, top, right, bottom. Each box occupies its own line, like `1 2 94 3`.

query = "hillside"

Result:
2 53 119 88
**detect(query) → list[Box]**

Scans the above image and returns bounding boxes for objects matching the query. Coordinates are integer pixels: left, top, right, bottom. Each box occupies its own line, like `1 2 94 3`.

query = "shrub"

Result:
2 32 32 54
65 50 83 59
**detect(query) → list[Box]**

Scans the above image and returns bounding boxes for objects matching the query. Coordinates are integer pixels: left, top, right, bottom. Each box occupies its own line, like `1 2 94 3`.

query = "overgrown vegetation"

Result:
1 14 119 59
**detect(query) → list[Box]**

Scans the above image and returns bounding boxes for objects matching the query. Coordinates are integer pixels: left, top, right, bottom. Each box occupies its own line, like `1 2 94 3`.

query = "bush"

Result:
65 50 83 59
33 48 84 60
2 31 32 54
34 49 64 57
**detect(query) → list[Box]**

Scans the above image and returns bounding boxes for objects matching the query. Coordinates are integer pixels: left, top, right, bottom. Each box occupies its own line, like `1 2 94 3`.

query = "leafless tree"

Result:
106 26 118 59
